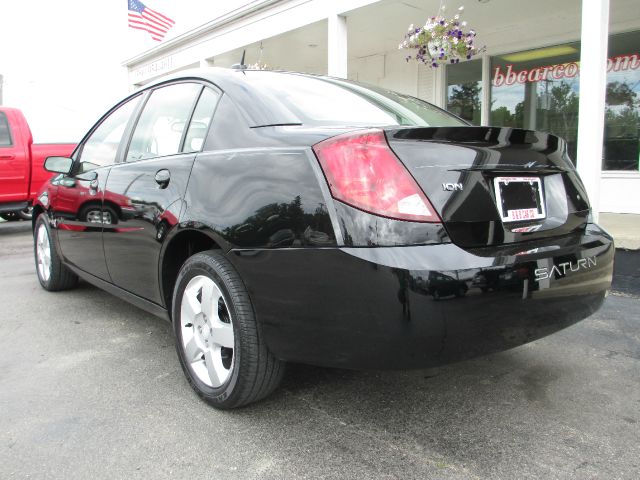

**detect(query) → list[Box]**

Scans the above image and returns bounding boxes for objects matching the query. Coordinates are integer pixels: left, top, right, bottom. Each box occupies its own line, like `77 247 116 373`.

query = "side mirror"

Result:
44 156 73 174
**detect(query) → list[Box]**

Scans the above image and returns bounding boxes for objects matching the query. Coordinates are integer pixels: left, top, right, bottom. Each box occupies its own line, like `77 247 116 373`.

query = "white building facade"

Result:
124 0 640 216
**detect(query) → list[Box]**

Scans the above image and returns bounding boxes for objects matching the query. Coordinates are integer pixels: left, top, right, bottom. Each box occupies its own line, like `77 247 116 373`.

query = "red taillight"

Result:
312 129 440 223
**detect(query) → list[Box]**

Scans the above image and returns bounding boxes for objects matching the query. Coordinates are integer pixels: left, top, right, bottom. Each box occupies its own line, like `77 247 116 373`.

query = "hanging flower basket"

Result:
399 5 483 68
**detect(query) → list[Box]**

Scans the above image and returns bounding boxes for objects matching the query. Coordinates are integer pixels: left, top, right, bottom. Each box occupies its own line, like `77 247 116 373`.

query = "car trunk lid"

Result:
384 126 590 248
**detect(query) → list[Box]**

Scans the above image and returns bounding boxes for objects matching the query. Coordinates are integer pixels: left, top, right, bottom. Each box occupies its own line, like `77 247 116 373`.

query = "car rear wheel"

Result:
172 250 284 409
34 215 78 291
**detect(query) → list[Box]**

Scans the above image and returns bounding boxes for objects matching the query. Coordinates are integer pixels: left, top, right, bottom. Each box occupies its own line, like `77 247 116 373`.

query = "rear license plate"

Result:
493 176 546 222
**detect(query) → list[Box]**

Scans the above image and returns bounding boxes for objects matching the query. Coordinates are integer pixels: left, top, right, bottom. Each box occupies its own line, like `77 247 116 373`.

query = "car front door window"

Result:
78 95 141 172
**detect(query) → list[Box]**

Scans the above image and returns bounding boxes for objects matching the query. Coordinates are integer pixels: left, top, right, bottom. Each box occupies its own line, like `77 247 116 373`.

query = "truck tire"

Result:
172 250 284 409
79 204 118 225
17 206 33 220
34 214 78 291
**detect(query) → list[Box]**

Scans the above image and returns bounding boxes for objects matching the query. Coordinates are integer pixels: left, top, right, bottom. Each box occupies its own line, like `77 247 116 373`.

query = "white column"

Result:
576 0 609 222
433 65 447 108
481 54 491 126
328 14 347 78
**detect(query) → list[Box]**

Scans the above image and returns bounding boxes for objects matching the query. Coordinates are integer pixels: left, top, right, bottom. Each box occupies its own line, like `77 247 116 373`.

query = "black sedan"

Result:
33 68 614 408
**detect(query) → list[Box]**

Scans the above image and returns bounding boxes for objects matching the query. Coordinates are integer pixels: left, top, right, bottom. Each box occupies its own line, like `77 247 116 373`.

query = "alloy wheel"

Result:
85 209 113 224
180 275 235 387
36 224 51 282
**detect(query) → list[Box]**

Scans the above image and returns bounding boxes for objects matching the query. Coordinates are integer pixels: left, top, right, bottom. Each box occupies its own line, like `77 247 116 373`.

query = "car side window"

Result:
182 87 220 153
0 112 12 147
126 83 203 162
78 96 141 173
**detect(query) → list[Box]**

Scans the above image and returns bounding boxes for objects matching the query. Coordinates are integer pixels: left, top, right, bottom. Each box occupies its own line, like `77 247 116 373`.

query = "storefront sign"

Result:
132 56 175 82
493 53 640 86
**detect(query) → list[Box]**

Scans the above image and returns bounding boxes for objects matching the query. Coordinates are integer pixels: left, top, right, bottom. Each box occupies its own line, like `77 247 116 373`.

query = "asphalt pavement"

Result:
0 220 639 480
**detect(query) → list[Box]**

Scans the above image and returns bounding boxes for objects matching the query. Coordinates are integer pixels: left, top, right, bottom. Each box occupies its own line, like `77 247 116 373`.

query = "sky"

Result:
0 0 254 143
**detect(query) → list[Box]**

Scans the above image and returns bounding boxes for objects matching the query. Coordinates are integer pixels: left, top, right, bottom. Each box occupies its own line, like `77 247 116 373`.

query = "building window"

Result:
490 42 581 162
489 31 640 171
446 59 482 125
604 31 640 171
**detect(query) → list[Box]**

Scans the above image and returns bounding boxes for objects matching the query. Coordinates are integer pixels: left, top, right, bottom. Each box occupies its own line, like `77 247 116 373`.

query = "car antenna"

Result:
231 50 247 71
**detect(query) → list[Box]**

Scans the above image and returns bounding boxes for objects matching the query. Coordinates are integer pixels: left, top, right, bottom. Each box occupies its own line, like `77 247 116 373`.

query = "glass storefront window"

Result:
604 31 640 171
490 42 581 161
489 31 640 171
446 59 482 125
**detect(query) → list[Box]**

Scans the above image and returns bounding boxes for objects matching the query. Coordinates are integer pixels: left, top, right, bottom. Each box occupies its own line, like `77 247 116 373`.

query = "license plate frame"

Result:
493 176 546 223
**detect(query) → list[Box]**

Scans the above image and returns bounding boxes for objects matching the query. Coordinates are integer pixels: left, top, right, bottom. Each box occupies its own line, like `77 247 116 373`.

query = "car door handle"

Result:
155 169 170 189
0 154 15 160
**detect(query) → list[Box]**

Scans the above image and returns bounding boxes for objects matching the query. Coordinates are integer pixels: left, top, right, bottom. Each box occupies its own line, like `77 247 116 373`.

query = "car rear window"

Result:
242 71 466 128
0 112 12 146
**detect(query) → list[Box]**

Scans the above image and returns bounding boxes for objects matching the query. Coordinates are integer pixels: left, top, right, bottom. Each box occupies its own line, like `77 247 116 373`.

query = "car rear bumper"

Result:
227 223 614 369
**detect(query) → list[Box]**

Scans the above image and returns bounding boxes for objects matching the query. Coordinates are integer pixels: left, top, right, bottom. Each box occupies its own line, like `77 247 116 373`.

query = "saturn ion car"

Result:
33 68 614 408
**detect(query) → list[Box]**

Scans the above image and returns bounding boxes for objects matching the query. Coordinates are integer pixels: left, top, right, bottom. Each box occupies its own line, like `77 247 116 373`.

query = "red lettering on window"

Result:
491 52 639 86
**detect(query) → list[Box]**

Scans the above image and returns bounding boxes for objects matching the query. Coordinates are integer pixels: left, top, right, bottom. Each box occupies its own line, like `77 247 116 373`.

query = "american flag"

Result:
128 0 175 42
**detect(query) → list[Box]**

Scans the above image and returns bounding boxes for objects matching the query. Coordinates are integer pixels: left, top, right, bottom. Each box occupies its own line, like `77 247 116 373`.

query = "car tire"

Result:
34 214 79 291
172 250 284 409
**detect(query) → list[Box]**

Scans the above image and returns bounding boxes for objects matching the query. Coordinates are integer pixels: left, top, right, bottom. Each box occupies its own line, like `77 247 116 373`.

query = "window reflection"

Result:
604 32 640 171
488 31 640 171
446 59 482 125
490 42 581 162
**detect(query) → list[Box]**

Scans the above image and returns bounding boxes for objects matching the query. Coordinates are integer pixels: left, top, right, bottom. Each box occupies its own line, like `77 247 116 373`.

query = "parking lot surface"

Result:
1 220 639 479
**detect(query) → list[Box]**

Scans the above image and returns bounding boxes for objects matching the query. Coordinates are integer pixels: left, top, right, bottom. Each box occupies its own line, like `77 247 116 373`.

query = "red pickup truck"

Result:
0 107 75 221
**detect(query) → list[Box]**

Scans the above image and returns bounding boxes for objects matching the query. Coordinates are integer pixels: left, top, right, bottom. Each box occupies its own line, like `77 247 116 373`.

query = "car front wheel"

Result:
172 250 284 408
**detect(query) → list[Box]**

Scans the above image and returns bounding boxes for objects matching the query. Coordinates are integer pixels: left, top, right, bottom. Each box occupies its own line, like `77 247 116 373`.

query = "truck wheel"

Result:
17 206 33 221
34 215 78 291
79 205 118 225
172 250 284 409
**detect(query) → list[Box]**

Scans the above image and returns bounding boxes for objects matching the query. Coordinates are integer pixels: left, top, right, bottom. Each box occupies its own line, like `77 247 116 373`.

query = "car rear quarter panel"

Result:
180 147 337 249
